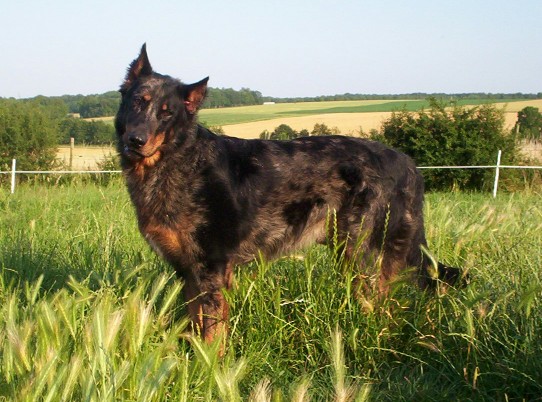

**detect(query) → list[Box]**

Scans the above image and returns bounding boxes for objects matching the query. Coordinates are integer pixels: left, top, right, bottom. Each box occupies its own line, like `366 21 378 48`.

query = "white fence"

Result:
2 151 542 197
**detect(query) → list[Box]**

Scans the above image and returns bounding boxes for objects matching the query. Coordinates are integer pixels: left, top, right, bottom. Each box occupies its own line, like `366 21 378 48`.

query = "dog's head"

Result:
115 44 208 163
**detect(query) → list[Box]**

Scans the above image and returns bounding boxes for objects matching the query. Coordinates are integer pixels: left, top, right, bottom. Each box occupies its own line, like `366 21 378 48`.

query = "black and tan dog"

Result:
115 44 461 344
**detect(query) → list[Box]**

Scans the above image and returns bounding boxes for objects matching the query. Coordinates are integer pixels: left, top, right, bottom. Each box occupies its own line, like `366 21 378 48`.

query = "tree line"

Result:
263 92 542 104
3 89 541 119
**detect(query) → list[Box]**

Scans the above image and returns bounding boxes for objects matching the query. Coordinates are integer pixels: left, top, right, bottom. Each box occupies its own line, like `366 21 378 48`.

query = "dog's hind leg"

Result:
378 241 410 297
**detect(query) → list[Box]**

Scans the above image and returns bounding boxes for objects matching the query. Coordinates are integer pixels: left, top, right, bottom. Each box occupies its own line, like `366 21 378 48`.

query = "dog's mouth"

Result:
122 145 162 161
123 145 145 158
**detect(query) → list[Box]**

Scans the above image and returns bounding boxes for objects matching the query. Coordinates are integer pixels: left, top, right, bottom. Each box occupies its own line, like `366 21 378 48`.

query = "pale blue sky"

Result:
1 0 541 99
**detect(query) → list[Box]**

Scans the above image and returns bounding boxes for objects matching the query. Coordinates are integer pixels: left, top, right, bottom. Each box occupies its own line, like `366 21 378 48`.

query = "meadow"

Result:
203 98 541 138
0 181 541 401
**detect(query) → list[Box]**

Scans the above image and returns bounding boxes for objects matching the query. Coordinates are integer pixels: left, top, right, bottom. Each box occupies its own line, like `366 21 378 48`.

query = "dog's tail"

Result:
414 244 467 290
420 261 467 290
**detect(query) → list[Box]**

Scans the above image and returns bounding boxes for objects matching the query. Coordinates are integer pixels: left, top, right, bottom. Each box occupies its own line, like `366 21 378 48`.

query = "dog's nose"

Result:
128 133 147 148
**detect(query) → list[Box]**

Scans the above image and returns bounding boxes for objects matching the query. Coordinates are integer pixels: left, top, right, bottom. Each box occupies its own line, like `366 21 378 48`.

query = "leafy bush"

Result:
0 99 58 172
514 106 542 143
374 98 520 191
78 92 120 118
260 123 337 140
58 117 116 145
311 123 340 136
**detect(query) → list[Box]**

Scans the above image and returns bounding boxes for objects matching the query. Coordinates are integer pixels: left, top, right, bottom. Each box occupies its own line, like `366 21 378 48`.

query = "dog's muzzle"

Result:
122 132 149 159
127 133 148 148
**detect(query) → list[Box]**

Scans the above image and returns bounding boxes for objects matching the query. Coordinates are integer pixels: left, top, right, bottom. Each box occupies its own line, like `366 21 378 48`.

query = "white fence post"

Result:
492 150 502 198
11 159 16 194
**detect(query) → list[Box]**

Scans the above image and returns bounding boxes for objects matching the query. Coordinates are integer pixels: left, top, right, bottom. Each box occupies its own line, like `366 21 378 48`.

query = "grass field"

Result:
0 182 541 400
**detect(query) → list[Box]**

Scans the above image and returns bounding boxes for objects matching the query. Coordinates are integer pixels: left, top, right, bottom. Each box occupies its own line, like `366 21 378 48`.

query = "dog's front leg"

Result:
183 262 232 351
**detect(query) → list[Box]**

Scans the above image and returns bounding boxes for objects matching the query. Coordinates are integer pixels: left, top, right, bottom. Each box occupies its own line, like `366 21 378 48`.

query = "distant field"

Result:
222 112 393 137
199 98 531 127
199 100 419 126
219 99 542 139
57 145 116 170
216 99 542 138
88 98 541 135
66 99 542 167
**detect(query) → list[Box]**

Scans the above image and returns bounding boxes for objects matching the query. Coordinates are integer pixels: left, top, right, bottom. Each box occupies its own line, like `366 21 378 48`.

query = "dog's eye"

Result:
159 104 173 119
133 98 143 109
133 94 150 110
159 110 173 120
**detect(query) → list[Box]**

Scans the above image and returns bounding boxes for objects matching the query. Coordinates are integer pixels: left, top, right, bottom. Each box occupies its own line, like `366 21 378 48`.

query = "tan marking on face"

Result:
143 94 152 102
162 103 168 111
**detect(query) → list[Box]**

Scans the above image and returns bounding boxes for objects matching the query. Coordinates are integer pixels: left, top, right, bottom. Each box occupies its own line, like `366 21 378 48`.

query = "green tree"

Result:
78 95 120 118
514 106 542 142
0 100 58 171
58 117 115 145
26 96 69 120
311 123 340 136
376 98 519 190
270 124 299 140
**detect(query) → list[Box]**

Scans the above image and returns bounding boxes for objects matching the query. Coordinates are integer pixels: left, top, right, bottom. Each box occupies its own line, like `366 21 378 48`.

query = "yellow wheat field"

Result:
222 99 542 139
222 112 393 138
56 146 116 170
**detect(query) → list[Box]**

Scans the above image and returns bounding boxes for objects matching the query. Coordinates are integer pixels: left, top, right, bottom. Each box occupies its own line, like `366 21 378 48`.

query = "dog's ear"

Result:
183 77 209 114
121 43 153 92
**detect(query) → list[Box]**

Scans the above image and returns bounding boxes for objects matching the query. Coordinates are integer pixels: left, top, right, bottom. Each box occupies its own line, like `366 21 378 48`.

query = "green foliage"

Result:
375 98 520 191
514 106 542 142
260 124 297 140
0 185 541 400
204 87 263 108
311 122 340 136
260 123 339 140
0 99 58 172
23 96 69 120
77 92 120 118
198 120 225 136
58 117 116 145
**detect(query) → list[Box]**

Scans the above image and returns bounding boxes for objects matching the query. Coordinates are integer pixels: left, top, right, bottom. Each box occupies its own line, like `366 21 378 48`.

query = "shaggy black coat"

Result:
115 45 460 343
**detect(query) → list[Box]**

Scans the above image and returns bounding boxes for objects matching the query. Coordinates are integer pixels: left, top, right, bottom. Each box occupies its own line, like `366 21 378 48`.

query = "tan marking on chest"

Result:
141 220 200 263
131 149 162 180
143 224 181 258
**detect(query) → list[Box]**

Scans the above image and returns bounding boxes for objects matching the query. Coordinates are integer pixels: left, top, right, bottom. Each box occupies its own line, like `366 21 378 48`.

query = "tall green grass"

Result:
0 183 541 400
